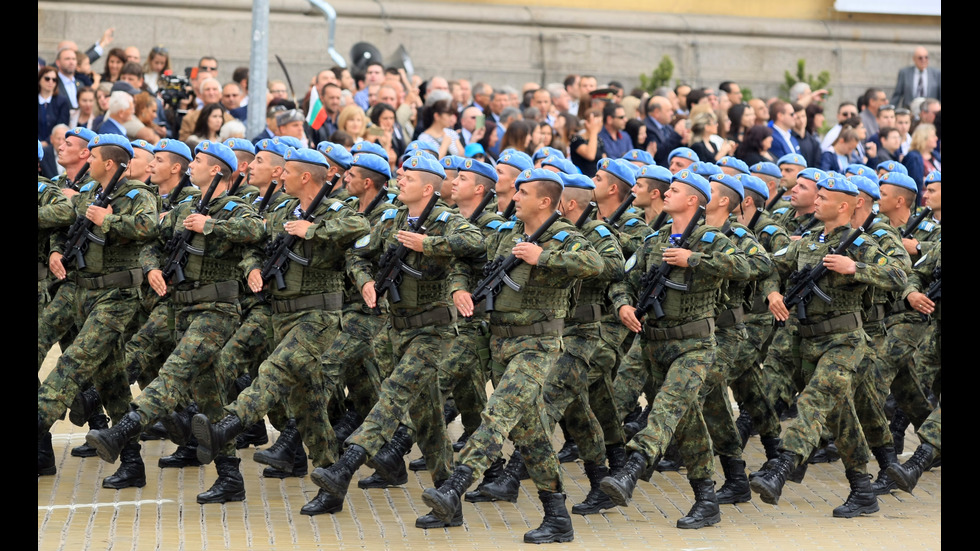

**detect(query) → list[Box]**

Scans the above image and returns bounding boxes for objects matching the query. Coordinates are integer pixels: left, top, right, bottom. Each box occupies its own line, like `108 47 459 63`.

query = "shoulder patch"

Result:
644 230 660 241
125 189 140 199
920 222 935 231
273 199 290 211
762 225 778 235
79 182 95 193
552 230 569 242
329 201 343 211
913 254 928 267
486 220 502 230
733 227 747 237
624 218 639 227
594 225 611 238
774 247 788 256
773 207 788 215
344 195 358 203
873 229 887 238
497 221 516 232
701 232 716 243
38 182 47 193
851 237 865 248
354 234 371 249
624 253 637 272
222 200 239 211
436 211 451 223
381 208 398 221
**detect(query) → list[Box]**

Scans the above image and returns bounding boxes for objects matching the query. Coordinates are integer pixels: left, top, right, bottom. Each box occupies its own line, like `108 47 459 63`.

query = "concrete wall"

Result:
39 0 941 109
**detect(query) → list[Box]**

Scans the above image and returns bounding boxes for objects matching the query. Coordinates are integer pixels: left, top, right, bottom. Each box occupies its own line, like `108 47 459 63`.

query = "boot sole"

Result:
301 501 343 516
197 491 246 504
571 500 615 515
524 530 574 544
884 465 917 493
677 511 721 529
103 476 147 489
190 415 218 465
310 468 351 498
415 514 463 529
832 503 879 518
85 432 121 464
71 444 99 458
421 489 459 524
465 491 500 503
358 473 408 489
263 467 307 479
749 478 781 505
599 478 632 507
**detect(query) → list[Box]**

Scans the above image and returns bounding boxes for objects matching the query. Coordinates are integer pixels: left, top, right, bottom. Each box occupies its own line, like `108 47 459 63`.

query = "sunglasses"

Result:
199 65 218 72
151 46 169 55
42 76 57 82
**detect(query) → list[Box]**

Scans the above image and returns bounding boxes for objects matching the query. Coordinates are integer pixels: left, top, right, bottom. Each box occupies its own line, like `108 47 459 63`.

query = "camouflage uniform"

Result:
224 196 367 467
899 241 942 433
38 178 159 428
37 179 83 371
345 203 483 483
763 224 908 472
457 218 602 492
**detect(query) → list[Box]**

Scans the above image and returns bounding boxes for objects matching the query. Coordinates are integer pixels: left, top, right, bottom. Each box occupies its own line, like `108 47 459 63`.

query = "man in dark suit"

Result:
892 47 941 108
644 95 681 166
768 99 801 160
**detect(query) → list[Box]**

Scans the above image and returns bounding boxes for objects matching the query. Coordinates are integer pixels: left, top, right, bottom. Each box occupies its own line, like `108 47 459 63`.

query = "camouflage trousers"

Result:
914 321 941 397
592 317 629 446
440 317 490 435
38 285 140 429
543 321 606 465
917 404 941 451
458 333 564 493
321 308 392 421
612 333 648 419
883 318 936 430
37 280 78 374
347 320 456 484
780 328 870 472
761 318 805 407
626 332 714 480
226 309 342 467
849 322 892 449
123 299 176 389
700 324 752 460
729 316 782 439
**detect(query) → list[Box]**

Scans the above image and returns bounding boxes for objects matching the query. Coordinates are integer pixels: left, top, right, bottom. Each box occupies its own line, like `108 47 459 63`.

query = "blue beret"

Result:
597 158 637 188
194 140 237 172
673 169 711 201
284 146 329 168
67 126 97 144
224 138 255 155
878 171 917 193
739 174 769 200
154 138 193 162
316 141 353 170
464 143 486 158
777 153 807 168
816 174 858 196
623 149 655 165
749 162 781 179
636 164 673 184
351 141 390 161
541 155 576 174
845 164 878 184
399 148 436 164
457 158 498 183
131 139 154 155
692 161 723 178
560 173 595 190
351 152 392 179
515 168 563 191
255 138 288 158
849 175 880 200
497 149 533 172
797 167 828 183
924 170 941 185
668 147 699 164
405 140 438 155
876 160 907 175
38 140 43 161
88 134 134 158
718 156 749 174
441 155 465 172
273 136 303 149
402 153 446 179
533 147 565 163
710 173 744 200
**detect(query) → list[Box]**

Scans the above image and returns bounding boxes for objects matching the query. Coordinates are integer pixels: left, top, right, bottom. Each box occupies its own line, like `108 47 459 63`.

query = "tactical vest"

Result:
274 207 347 298
387 207 453 310
180 232 243 284
79 180 149 275
646 228 721 322
493 261 571 316
795 232 865 316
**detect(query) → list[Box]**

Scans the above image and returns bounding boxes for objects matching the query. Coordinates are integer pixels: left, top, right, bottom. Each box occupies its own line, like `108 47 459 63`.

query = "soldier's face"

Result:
89 148 108 181
669 157 693 174
791 178 816 209
189 153 213 186
513 182 540 220
495 164 519 196
781 164 803 187
280 163 305 197
924 183 941 210
397 170 426 206
128 149 153 179
451 171 477 204
663 182 694 214
877 184 900 216
58 136 87 166
813 189 843 222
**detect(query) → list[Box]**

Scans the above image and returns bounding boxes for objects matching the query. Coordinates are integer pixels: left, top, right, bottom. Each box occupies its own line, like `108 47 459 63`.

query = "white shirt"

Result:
57 72 78 109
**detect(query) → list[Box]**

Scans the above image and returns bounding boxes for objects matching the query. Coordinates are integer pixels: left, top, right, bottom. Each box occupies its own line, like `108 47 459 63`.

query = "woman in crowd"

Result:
369 102 405 168
734 125 774 165
38 66 70 144
187 103 226 147
727 103 755 146
538 121 556 149
477 119 499 162
337 104 369 144
499 119 533 156
100 48 127 84
69 87 98 130
143 45 171 94
569 107 604 176
625 118 655 159
418 99 463 157
134 91 166 142
902 123 940 192
689 110 734 162
555 112 578 158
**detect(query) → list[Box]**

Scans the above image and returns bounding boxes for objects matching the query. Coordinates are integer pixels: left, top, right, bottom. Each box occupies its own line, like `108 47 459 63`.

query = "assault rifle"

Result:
793 215 820 236
362 185 389 217
161 172 223 284
373 191 441 305
255 181 279 215
575 202 597 228
164 170 192 212
470 210 562 313
67 162 90 191
500 199 516 220
649 211 669 232
61 162 127 270
605 193 635 228
901 207 933 239
633 206 705 321
260 174 341 290
469 188 497 223
227 172 246 197
766 186 788 211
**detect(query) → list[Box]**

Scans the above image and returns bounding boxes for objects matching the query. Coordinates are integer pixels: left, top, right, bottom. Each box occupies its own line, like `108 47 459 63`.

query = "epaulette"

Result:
850 237 865 248
179 195 195 204
701 232 715 243
762 225 778 235
436 211 451 223
624 218 640 227
626 207 640 214
644 230 660 241
773 207 789 215
38 182 47 193
485 220 502 231
381 208 398 221
594 225 611 238
497 221 516 232
872 229 888 239
329 201 343 211
386 192 397 202
222 200 239 212
125 188 141 200
79 182 95 193
552 230 569 242
344 195 358 203
732 227 747 238
273 199 291 211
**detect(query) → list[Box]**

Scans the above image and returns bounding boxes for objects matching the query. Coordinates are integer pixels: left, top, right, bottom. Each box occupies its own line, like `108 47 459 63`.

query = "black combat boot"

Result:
736 409 754 449
761 436 781 461
311 445 368 498
263 440 308 479
331 410 363 445
38 432 56 476
524 491 574 544
236 421 269 449
453 430 471 453
443 400 460 425
197 456 246 504
677 479 722 529
889 408 910 455
254 419 300 472
809 439 840 464
409 457 428 471
572 463 615 515
86 410 143 463
69 386 100 427
832 469 879 518
366 425 413 484
358 464 408 488
599 451 648 507
301 489 344 516
416 477 464 528
478 451 525 502
870 446 900 495
421 465 474 524
72 413 108 457
886 443 937 493
140 421 167 441
464 457 506 502
656 441 682 472
557 421 579 463
749 451 800 505
102 442 146 489
160 405 197 446
192 413 244 465
606 444 627 473
159 441 203 469
623 405 650 440
716 456 751 504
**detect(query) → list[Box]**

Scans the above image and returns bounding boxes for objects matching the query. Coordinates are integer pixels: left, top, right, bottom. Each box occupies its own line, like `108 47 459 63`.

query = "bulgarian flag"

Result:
307 87 327 130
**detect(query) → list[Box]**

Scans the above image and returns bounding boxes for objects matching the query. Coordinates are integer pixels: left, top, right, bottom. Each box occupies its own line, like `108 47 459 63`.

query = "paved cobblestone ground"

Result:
39 350 941 550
